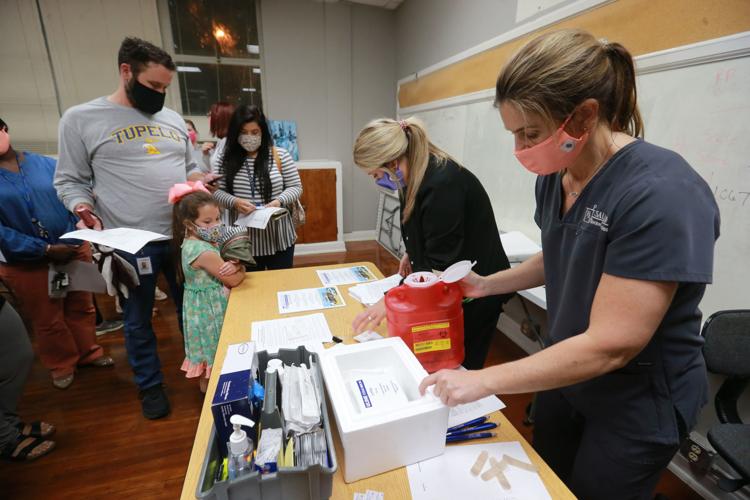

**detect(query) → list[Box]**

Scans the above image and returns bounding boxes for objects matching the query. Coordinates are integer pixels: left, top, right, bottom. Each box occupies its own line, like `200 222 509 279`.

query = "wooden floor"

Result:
0 241 701 499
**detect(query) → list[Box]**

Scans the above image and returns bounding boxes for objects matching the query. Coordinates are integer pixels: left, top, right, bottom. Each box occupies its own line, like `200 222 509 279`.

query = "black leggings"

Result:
461 294 504 369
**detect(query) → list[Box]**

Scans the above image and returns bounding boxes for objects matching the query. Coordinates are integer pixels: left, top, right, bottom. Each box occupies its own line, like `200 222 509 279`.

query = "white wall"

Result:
0 0 62 153
0 0 395 234
395 0 579 79
261 0 395 233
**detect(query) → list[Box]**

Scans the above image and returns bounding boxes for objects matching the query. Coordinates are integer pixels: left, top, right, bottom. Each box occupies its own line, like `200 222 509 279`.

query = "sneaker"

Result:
139 384 170 420
154 286 168 301
95 319 123 336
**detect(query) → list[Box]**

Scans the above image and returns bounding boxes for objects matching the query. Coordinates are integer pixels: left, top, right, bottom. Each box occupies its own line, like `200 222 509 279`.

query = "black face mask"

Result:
126 77 166 115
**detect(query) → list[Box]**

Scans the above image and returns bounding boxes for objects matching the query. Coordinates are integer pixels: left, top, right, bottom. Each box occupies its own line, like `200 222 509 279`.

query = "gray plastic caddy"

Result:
196 346 338 500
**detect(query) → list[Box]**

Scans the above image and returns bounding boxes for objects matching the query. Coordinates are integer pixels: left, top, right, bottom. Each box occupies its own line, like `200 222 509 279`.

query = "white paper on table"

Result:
61 228 166 254
407 442 551 500
448 394 506 428
251 313 333 352
365 491 385 500
354 331 384 343
348 273 402 305
316 265 376 286
277 286 346 314
235 207 285 229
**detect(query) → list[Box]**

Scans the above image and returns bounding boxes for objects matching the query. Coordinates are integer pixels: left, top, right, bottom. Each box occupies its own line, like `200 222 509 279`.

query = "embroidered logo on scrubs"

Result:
583 204 609 232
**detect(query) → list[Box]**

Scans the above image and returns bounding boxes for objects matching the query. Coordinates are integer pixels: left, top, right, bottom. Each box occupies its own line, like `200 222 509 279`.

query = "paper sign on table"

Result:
407 441 550 500
61 228 166 254
317 265 377 286
235 207 286 229
251 313 333 352
277 286 346 314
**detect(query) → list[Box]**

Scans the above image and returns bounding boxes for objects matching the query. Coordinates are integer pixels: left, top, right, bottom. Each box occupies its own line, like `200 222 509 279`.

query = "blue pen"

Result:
446 422 498 437
446 416 488 434
446 432 496 444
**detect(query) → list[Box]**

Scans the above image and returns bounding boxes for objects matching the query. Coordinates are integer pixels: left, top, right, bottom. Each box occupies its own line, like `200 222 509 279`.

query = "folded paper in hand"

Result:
61 228 166 254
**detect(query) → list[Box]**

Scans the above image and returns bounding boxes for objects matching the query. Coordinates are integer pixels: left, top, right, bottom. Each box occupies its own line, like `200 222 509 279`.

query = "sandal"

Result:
52 373 74 390
16 421 56 439
89 356 114 367
1 436 56 462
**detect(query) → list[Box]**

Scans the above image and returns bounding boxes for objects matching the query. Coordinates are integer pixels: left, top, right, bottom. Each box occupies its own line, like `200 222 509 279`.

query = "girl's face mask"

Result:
192 222 224 243
513 114 589 175
188 130 197 145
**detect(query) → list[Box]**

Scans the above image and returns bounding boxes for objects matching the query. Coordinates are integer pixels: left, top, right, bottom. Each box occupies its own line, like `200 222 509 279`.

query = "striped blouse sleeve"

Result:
211 155 239 209
275 148 302 207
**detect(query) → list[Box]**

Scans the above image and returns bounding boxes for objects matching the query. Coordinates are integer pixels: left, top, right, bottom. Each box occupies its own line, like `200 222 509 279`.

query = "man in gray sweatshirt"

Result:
55 37 201 419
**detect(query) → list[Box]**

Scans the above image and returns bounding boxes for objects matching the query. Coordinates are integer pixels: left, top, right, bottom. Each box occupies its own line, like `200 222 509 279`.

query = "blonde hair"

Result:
495 29 643 137
353 117 455 222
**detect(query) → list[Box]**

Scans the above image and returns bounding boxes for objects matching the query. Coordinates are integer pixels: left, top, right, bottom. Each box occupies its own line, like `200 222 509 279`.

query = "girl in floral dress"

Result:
169 183 246 393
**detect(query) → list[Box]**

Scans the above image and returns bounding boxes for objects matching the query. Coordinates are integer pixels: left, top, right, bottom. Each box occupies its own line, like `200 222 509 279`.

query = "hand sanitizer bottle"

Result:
227 414 255 481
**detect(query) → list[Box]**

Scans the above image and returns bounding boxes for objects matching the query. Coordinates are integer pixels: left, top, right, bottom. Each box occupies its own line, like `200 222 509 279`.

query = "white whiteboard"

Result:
403 33 750 318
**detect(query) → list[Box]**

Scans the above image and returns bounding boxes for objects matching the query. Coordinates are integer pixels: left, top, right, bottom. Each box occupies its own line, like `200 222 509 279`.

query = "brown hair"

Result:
495 29 643 137
117 37 175 76
353 117 456 223
171 191 220 283
208 102 235 139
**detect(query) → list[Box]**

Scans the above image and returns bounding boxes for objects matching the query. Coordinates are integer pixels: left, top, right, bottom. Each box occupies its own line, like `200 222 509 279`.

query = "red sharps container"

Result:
384 261 475 373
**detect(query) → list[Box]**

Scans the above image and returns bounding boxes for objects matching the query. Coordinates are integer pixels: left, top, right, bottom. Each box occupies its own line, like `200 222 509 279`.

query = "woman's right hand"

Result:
234 198 257 214
201 142 216 154
352 299 387 334
398 252 412 277
459 271 489 298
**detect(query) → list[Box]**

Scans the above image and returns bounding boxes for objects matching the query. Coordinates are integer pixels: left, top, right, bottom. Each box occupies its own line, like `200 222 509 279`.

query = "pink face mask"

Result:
0 130 10 155
188 130 197 145
513 115 589 175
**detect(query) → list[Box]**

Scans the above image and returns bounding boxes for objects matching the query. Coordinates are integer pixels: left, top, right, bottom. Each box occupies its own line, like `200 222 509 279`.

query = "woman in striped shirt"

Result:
213 105 302 270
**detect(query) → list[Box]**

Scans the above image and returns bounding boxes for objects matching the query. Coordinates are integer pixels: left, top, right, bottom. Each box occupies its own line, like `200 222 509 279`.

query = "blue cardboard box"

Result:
211 342 256 456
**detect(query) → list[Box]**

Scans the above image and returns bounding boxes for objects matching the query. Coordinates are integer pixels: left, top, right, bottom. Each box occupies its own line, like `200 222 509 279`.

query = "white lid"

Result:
439 260 476 283
266 358 283 373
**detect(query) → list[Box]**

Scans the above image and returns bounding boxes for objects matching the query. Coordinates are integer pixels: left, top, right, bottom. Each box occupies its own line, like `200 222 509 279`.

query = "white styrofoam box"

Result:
319 337 449 483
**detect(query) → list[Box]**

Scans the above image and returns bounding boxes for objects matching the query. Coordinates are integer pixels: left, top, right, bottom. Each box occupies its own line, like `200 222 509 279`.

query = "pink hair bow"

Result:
168 180 211 204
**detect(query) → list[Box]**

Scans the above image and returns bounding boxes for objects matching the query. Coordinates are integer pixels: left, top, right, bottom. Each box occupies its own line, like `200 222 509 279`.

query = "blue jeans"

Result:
117 241 183 390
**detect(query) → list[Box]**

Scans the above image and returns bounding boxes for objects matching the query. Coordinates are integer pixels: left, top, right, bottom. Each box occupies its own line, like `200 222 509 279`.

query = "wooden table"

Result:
180 262 574 499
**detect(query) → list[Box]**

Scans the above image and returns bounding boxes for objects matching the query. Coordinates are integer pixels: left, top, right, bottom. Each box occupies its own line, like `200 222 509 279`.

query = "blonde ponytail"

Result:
353 117 455 222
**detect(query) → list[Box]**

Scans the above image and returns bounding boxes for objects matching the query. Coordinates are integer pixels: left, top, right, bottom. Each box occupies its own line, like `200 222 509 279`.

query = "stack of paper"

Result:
348 274 402 305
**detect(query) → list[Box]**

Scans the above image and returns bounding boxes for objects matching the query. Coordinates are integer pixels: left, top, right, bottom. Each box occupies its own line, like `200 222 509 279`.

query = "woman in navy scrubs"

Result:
420 29 719 499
